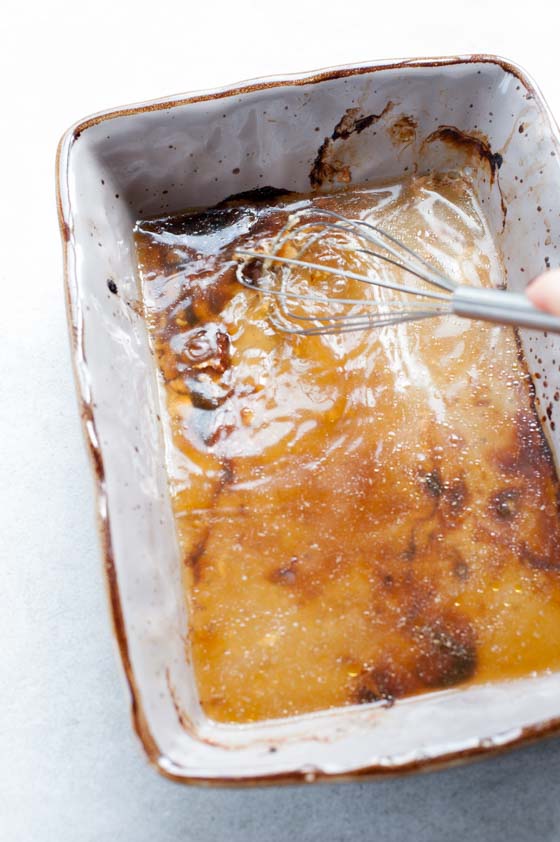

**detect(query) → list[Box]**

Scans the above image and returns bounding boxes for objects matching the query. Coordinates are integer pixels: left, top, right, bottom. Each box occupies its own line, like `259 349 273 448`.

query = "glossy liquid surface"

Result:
135 174 560 723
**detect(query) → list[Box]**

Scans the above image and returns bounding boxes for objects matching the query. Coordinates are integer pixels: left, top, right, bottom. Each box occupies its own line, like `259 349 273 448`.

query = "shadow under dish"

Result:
134 172 560 724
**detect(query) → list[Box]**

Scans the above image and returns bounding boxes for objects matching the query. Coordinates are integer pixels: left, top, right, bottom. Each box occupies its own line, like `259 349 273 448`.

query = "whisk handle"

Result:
452 286 560 334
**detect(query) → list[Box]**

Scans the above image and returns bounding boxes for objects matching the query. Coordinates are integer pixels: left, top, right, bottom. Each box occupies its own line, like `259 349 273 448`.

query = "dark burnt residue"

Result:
217 186 290 207
269 557 298 586
423 125 507 228
491 488 521 520
423 469 443 497
186 459 235 582
496 409 553 477
310 103 394 188
354 663 412 707
145 206 245 237
171 324 233 408
420 469 469 525
425 126 503 179
309 136 331 188
402 532 417 562
178 324 231 374
332 102 394 140
187 533 210 582
185 380 231 411
206 423 237 447
221 458 235 486
440 476 469 525
522 542 560 572
453 558 470 581
412 612 477 689
492 397 560 574
400 578 436 628
309 142 352 188
354 611 477 706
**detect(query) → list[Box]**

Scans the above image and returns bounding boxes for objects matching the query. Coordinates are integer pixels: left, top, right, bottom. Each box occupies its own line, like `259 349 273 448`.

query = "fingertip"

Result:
526 270 560 315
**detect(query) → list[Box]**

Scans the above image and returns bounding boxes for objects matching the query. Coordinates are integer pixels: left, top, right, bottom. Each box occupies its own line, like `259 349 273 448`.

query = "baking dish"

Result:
57 55 560 784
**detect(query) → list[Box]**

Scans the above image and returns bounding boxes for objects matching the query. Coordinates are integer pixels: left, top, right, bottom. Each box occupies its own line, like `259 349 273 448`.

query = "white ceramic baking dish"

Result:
57 55 560 784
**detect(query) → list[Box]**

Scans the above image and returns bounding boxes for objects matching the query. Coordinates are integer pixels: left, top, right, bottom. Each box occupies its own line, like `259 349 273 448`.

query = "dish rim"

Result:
56 53 560 785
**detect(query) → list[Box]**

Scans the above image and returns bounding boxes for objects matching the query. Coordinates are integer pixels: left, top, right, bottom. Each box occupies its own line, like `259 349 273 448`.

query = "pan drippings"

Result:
134 174 560 723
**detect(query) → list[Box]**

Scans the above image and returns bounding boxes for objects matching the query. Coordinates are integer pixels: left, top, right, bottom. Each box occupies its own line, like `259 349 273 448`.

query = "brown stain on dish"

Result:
56 54 560 784
423 125 507 226
424 126 503 179
331 102 394 140
310 103 394 188
389 115 418 146
165 668 192 732
309 142 352 188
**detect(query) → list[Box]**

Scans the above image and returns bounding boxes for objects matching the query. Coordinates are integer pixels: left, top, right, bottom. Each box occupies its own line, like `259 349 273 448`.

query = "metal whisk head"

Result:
235 208 560 336
234 208 457 336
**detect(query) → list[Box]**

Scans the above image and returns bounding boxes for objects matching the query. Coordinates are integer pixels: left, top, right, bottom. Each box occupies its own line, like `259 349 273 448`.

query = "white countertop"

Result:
3 1 560 839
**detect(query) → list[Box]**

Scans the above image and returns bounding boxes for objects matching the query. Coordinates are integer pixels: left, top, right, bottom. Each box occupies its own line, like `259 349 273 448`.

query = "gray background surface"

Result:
4 1 560 839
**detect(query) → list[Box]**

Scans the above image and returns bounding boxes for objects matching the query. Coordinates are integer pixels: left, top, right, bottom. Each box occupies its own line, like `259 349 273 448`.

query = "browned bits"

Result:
354 663 413 706
308 104 396 188
166 324 233 409
491 488 521 520
176 324 231 375
206 423 237 447
440 476 469 524
521 542 560 572
186 379 232 410
421 469 469 523
413 612 477 689
389 115 418 146
453 559 470 581
424 126 503 180
240 407 254 426
268 559 298 586
496 410 551 476
422 469 443 497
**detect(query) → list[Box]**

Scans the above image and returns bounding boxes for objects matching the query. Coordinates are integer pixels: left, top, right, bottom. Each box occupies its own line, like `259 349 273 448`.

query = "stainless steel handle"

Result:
451 285 560 334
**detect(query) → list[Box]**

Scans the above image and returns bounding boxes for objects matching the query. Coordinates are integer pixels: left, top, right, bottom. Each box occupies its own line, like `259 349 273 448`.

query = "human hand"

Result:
527 269 560 316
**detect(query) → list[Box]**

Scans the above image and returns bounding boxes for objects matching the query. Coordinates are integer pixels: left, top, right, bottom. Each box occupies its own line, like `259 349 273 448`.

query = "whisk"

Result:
235 208 560 336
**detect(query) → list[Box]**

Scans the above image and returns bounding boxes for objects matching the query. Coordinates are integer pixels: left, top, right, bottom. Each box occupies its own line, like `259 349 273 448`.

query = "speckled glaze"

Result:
57 55 560 785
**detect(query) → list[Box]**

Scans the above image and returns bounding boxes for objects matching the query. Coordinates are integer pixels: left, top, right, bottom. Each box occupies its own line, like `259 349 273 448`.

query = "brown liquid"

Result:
134 173 560 723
